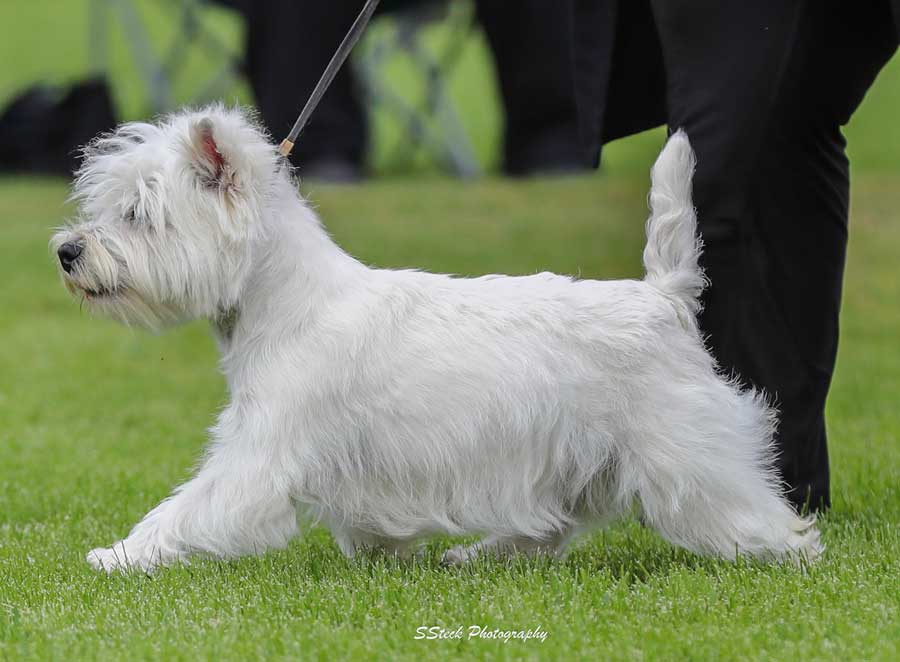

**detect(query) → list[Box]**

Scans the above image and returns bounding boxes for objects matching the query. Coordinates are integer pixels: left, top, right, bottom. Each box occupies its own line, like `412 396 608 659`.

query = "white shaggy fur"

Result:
50 106 822 573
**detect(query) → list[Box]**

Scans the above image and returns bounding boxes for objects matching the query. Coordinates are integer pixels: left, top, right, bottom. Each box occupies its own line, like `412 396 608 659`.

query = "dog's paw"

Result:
441 543 481 567
86 541 155 574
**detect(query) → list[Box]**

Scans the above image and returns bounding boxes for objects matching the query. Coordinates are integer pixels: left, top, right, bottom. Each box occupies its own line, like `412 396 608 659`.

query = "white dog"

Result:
51 106 821 573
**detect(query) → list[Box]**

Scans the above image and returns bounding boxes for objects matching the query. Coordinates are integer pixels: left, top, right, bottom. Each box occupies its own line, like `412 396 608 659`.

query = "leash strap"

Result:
278 0 382 157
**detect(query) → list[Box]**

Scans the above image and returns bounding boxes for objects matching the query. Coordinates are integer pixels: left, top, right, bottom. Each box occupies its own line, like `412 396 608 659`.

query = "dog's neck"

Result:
212 304 240 344
214 175 364 363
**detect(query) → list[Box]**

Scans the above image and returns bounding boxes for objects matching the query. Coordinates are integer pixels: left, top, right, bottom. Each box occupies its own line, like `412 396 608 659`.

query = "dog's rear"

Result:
620 131 823 564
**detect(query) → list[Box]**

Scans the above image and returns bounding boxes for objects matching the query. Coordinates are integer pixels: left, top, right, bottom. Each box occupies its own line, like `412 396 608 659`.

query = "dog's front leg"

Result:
87 422 298 573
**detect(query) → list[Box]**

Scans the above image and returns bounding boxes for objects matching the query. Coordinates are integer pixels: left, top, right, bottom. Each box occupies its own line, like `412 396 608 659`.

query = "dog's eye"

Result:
125 208 137 223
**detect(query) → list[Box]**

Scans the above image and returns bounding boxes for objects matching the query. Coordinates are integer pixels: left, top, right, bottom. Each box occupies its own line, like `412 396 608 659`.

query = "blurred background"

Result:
2 0 895 180
2 0 568 178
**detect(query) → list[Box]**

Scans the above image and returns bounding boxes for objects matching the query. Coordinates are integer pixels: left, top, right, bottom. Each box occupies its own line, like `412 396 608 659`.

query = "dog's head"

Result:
50 105 279 329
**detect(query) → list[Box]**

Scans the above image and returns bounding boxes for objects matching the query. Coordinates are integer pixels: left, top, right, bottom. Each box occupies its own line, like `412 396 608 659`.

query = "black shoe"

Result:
504 148 592 179
300 158 364 184
513 159 592 178
503 128 592 178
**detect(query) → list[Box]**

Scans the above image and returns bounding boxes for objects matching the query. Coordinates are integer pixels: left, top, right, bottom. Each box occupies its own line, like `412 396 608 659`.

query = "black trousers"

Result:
242 0 585 173
648 0 896 510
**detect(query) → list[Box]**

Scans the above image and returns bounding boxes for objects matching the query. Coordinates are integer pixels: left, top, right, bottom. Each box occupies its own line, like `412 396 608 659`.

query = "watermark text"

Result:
414 625 548 644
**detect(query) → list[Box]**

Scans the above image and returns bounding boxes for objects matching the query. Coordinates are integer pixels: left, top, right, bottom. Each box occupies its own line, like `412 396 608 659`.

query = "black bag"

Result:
0 77 118 176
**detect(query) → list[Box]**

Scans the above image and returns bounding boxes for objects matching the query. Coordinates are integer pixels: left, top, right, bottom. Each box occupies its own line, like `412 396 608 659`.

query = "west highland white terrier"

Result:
51 106 822 573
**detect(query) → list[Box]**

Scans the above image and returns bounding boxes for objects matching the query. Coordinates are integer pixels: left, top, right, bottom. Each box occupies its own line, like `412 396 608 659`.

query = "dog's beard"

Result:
55 241 184 331
63 275 182 330
76 285 183 330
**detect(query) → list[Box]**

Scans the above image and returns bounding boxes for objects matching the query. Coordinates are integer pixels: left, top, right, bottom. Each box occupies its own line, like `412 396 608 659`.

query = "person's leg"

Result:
750 1 897 508
649 0 896 510
475 0 590 175
243 0 368 174
649 0 816 508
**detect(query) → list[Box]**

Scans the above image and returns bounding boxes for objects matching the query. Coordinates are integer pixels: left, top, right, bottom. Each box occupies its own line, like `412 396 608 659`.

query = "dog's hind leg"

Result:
623 382 823 564
329 525 420 560
441 531 571 566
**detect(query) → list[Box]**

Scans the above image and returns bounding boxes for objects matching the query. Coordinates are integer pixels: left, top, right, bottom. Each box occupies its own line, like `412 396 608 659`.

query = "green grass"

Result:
2 2 900 660
2 173 899 660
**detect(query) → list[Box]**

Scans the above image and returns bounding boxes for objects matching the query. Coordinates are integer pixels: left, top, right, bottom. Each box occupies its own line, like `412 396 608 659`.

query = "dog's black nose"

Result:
57 241 83 273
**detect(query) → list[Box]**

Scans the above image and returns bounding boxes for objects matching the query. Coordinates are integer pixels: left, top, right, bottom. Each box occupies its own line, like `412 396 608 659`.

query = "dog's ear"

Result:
188 117 232 187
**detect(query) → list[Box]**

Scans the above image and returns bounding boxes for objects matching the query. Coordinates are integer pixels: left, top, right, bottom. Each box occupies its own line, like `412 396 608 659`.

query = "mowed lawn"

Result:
2 2 900 660
1 170 899 660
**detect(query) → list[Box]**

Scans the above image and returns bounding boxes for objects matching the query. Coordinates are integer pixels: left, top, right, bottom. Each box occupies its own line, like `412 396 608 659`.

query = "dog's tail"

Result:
642 130 705 314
